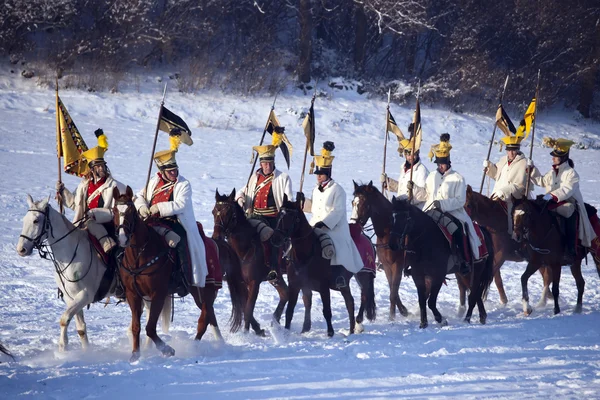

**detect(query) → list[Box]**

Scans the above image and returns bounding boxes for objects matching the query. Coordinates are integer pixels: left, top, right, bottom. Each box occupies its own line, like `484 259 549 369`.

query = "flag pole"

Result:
55 75 64 214
525 70 541 195
245 93 279 190
144 83 168 197
381 88 391 194
298 87 317 195
407 80 421 203
479 75 510 193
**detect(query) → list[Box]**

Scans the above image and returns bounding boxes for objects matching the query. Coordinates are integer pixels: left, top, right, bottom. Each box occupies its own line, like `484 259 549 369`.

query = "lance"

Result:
407 80 421 203
298 85 317 195
381 88 391 194
55 75 64 214
525 70 541 195
245 93 279 190
144 83 168 198
479 75 510 193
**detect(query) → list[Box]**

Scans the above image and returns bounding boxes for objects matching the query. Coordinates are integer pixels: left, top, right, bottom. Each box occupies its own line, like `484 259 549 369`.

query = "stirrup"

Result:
335 275 347 289
267 270 278 282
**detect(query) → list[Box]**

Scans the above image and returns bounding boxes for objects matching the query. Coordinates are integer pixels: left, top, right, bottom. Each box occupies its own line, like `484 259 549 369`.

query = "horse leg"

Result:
355 274 366 326
463 272 476 323
570 261 585 314
340 285 356 335
301 288 312 334
493 254 508 305
428 278 447 327
456 273 467 317
58 291 93 352
146 293 175 358
413 276 429 329
537 266 552 307
74 310 89 350
192 287 221 342
244 280 265 336
271 277 289 324
320 285 335 337
521 262 540 316
285 285 300 331
387 267 407 320
126 292 143 362
550 264 562 315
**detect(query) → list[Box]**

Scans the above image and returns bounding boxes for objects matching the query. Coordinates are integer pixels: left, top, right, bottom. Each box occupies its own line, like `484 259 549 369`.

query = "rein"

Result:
514 203 554 255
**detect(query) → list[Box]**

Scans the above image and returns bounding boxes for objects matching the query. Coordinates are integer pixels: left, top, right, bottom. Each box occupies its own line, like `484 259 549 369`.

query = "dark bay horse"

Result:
212 189 289 336
114 186 241 362
351 181 410 321
465 185 551 305
389 198 495 327
272 196 363 337
512 197 600 315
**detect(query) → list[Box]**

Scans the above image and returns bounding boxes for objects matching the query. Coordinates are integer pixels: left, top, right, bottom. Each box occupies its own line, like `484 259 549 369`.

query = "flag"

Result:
515 98 536 140
410 98 422 151
159 105 193 145
495 104 517 137
387 110 405 141
302 102 316 156
56 94 89 177
266 109 293 168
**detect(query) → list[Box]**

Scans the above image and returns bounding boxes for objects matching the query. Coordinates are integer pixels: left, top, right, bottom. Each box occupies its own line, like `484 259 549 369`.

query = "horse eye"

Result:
33 219 39 224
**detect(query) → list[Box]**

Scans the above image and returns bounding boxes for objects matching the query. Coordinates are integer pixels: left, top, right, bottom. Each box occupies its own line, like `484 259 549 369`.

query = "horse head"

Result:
113 186 137 248
389 196 414 251
17 194 51 256
464 184 476 215
272 193 303 247
511 197 532 243
352 180 381 226
213 188 240 237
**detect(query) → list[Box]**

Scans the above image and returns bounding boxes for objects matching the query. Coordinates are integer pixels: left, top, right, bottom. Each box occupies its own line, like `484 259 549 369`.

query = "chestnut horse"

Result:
512 197 600 315
465 185 551 306
114 186 243 362
272 196 361 336
389 197 495 327
212 189 289 336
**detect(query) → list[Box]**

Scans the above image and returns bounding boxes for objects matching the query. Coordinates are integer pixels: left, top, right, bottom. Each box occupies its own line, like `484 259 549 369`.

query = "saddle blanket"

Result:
197 222 222 289
437 221 488 263
88 233 110 265
349 223 376 275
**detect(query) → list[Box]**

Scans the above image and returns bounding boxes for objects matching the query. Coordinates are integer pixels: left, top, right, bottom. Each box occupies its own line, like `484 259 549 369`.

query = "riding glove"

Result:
542 193 553 202
55 181 64 193
482 160 491 169
380 173 387 183
139 205 151 219
432 200 442 210
149 204 160 217
406 181 414 191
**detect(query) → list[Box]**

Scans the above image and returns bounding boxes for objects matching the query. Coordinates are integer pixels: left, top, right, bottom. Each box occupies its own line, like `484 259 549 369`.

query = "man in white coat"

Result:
483 135 533 233
413 134 481 272
134 140 208 288
381 131 429 209
299 141 363 288
529 137 596 256
236 131 293 281
56 129 125 253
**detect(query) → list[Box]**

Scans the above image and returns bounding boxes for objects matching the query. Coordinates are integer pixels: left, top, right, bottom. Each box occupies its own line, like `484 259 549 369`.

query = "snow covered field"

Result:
1 70 600 399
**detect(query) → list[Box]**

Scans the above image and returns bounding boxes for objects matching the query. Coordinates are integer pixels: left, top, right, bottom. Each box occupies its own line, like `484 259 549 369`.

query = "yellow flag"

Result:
515 98 536 140
387 110 405 140
56 94 89 176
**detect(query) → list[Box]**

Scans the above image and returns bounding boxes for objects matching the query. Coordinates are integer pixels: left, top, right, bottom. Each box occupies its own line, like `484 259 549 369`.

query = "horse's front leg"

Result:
192 286 221 342
537 266 552 307
146 291 174 358
74 310 89 350
271 276 289 324
339 283 356 335
413 275 428 329
285 284 300 331
521 262 540 316
126 291 143 362
551 264 562 315
245 280 265 336
301 288 312 334
58 289 93 352
570 261 585 314
319 284 334 337
456 272 467 317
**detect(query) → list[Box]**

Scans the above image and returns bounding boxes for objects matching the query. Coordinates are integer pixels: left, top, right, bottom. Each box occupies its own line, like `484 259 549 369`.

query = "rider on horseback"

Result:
297 141 364 288
236 129 293 282
134 132 208 291
412 134 481 274
483 128 533 233
381 123 430 209
529 137 597 257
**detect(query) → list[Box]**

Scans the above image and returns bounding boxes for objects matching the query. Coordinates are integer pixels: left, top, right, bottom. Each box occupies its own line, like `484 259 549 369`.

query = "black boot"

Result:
114 275 126 299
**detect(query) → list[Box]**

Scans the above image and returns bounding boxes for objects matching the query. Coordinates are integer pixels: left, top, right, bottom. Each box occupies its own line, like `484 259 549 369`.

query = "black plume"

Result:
94 128 104 137
169 127 182 136
440 133 450 142
323 141 335 151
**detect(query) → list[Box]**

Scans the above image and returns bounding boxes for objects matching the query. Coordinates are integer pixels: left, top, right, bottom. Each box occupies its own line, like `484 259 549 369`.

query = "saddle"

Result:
87 232 118 302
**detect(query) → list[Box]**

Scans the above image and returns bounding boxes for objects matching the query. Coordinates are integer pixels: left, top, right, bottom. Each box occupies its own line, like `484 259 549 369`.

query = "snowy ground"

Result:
1 69 600 399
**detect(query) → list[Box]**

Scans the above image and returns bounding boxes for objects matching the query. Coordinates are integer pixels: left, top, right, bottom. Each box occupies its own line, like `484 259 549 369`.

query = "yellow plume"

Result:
272 132 283 147
97 134 108 149
169 135 181 151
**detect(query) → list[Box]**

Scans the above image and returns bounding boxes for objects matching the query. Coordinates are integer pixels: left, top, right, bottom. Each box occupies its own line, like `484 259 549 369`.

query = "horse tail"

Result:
0 341 13 360
479 228 495 301
161 295 172 334
217 238 246 333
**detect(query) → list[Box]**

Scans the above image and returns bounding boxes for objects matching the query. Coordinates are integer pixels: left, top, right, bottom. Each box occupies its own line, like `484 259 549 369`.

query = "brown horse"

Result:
212 189 289 336
113 186 240 362
351 181 410 321
389 197 495 327
512 197 599 315
465 185 552 306
272 195 360 336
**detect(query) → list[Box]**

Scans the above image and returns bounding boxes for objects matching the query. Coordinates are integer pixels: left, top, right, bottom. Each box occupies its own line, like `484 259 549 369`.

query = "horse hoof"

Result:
480 316 487 325
440 318 448 327
399 306 409 317
160 345 175 357
256 329 266 337
456 306 466 318
130 352 140 363
419 322 428 329
463 317 471 324
355 323 364 333
327 330 334 338
553 308 561 315
524 308 533 316
574 305 583 314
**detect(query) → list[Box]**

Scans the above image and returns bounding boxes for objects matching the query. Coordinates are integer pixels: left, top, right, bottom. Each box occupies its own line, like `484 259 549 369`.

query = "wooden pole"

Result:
525 70 541 195
55 75 64 213
479 75 510 193
407 81 421 203
298 92 316 195
144 83 168 198
381 89 391 195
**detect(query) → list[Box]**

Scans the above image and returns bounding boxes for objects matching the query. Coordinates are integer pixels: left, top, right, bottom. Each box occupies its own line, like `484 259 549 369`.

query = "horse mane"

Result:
353 182 392 209
391 197 431 224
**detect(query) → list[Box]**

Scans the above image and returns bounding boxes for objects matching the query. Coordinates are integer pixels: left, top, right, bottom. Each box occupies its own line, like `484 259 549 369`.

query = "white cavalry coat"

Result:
396 160 429 209
135 174 208 287
63 176 125 222
236 169 293 213
531 162 596 248
486 153 532 200
415 168 481 258
308 180 364 273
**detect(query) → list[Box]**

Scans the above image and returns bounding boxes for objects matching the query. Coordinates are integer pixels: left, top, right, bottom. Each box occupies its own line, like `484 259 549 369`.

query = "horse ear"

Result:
113 186 121 199
126 185 133 198
39 196 50 209
353 180 358 191
215 188 220 200
368 180 373 188
466 184 472 194
229 188 236 201
26 194 34 208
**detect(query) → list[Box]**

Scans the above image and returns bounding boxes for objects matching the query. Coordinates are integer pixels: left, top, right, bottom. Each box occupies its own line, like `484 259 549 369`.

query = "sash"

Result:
86 179 111 207
253 174 274 197
151 180 176 204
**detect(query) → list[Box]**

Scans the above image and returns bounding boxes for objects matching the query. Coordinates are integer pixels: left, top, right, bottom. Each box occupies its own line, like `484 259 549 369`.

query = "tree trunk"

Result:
298 0 312 84
577 17 600 118
354 5 367 75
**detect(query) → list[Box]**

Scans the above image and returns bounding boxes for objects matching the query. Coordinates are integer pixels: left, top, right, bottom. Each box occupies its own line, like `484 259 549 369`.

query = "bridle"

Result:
19 207 51 248
274 207 303 241
115 200 137 245
352 194 371 227
213 201 237 235
512 202 552 254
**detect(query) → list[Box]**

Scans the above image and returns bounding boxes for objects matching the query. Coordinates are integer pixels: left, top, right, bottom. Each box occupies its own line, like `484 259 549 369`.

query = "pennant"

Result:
495 104 517 137
159 106 193 145
410 98 422 152
515 98 536 140
387 110 405 141
266 109 293 168
56 95 89 177
302 103 316 156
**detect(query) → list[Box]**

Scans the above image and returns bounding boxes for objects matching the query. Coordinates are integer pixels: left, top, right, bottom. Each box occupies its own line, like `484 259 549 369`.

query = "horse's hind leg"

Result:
74 310 89 350
413 276 429 329
550 264 562 315
319 286 335 337
301 289 312 334
340 285 356 334
456 273 467 317
271 277 289 324
126 293 143 362
428 279 447 327
192 287 221 342
537 266 552 307
244 281 265 336
521 262 540 316
284 285 300 331
570 261 585 313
